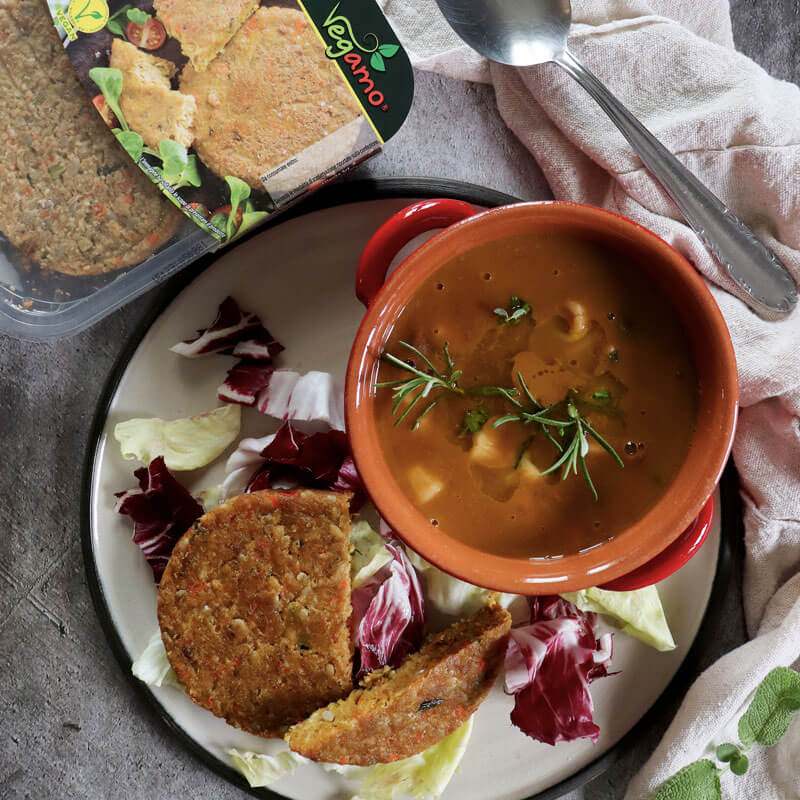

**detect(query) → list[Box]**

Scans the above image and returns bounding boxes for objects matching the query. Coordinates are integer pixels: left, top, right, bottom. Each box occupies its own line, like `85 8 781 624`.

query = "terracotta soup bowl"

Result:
345 199 738 594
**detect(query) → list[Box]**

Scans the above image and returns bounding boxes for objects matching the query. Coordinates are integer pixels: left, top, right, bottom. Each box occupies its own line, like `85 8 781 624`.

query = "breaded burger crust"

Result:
180 6 362 190
158 490 354 737
285 604 512 765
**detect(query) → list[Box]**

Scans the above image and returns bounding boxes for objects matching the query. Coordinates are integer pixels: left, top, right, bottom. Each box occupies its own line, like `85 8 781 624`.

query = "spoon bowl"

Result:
435 0 570 65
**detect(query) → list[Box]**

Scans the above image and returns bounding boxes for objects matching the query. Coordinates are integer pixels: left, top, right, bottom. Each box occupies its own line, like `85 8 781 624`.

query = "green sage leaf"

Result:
715 743 739 763
738 667 800 747
651 760 721 800
730 755 749 776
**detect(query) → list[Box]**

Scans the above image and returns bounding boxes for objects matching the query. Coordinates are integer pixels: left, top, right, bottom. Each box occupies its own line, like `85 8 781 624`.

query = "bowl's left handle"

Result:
356 199 477 307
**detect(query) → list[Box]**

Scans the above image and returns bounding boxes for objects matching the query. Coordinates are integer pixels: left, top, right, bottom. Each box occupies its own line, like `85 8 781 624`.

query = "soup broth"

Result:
373 231 699 558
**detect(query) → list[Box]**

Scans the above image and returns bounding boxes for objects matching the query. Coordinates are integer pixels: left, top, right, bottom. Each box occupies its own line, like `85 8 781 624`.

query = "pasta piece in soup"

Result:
408 465 444 504
560 300 590 341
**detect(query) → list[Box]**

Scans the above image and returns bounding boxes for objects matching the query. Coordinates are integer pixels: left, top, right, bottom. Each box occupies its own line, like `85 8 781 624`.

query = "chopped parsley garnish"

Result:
592 389 611 404
494 296 531 326
460 404 490 436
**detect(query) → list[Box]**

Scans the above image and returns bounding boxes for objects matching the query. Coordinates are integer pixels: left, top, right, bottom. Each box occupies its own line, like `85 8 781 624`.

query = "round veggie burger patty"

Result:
285 603 512 765
157 489 354 737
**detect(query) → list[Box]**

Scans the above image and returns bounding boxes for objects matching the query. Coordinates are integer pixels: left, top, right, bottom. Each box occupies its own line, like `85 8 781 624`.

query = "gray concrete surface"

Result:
1 2 798 798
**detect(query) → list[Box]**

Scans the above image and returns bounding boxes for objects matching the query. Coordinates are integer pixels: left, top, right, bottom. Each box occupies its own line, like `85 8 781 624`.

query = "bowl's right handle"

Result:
356 199 477 307
600 495 715 592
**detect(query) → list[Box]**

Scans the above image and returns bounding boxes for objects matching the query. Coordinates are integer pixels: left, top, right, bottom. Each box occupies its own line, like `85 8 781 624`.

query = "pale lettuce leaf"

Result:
229 718 473 797
561 586 675 651
356 716 473 799
196 484 223 512
350 520 393 588
131 630 182 688
323 716 473 799
405 550 527 623
228 748 310 787
114 404 241 471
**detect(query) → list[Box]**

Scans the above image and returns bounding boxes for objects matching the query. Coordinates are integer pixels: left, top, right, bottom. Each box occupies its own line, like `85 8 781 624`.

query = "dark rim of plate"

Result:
80 176 740 800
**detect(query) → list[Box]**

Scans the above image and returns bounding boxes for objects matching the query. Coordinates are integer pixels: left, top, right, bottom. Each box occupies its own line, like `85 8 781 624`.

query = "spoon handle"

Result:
554 48 796 320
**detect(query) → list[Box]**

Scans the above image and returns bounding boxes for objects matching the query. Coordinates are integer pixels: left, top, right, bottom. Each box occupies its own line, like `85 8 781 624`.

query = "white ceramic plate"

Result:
85 189 724 800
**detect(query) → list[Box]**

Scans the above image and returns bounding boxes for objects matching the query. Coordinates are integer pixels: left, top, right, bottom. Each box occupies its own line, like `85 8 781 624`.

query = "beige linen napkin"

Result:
379 1 800 796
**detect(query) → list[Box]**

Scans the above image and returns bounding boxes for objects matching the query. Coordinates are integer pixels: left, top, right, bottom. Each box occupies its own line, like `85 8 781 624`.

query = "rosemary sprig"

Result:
376 356 625 500
469 384 521 406
377 341 464 429
493 373 624 500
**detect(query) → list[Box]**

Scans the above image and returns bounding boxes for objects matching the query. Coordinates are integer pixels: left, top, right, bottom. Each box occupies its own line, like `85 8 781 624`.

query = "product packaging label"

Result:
47 0 413 243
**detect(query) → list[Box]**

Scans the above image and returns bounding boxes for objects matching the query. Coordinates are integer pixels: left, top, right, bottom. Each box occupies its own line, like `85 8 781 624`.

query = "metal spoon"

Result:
435 0 797 319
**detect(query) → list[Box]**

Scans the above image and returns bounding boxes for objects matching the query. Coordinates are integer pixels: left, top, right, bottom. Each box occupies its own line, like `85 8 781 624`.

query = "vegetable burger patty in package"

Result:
0 0 181 276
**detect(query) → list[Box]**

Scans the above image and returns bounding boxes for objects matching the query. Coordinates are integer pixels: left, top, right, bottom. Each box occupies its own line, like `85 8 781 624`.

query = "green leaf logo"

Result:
370 52 386 72
378 43 399 58
68 0 109 32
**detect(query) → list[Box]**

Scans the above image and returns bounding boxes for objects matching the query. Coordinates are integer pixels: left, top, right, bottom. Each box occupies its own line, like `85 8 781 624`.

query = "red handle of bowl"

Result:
356 199 477 307
599 495 715 592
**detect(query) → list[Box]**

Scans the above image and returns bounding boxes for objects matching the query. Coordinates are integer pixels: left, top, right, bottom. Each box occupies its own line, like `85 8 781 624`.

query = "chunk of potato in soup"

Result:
373 232 698 558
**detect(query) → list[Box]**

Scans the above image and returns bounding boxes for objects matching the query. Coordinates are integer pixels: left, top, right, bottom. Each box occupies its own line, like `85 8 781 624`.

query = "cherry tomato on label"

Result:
126 18 167 50
92 94 116 128
187 202 210 220
211 204 243 230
